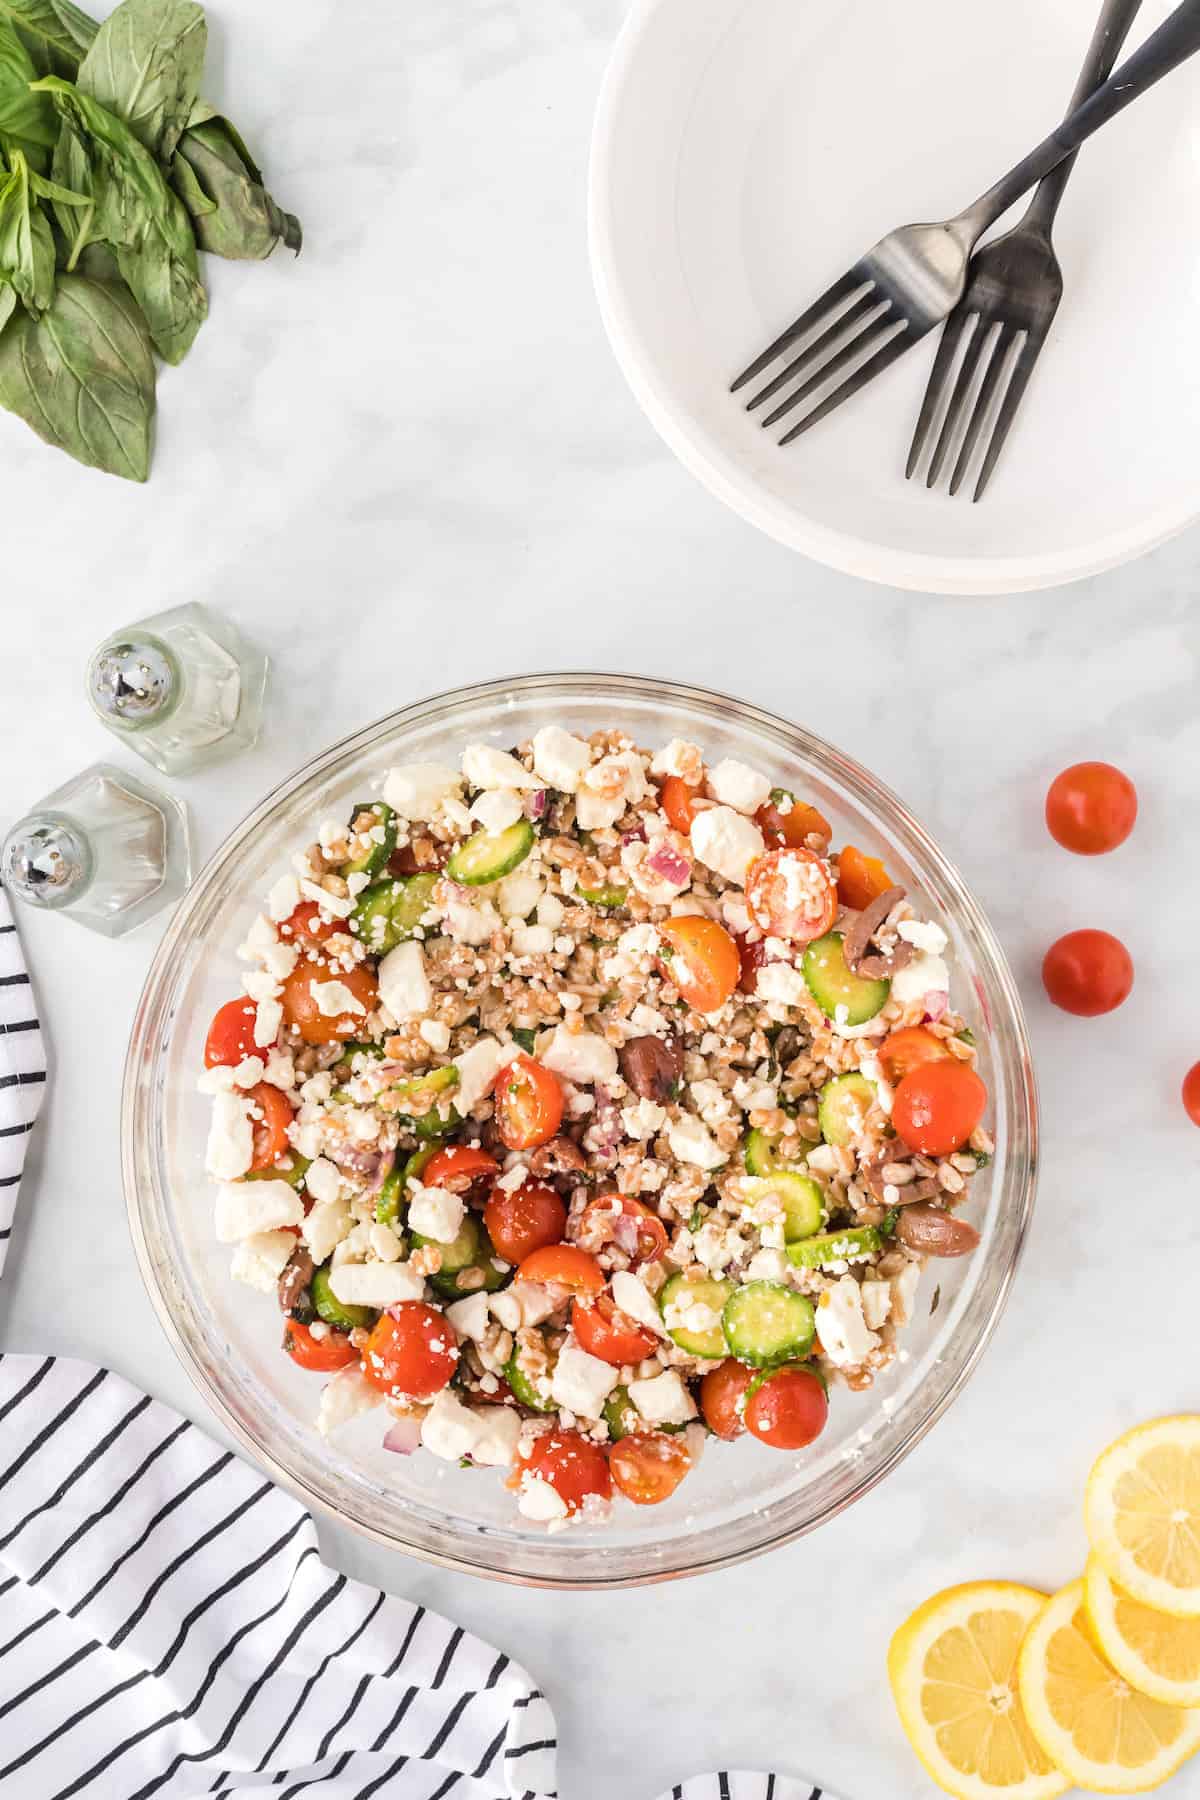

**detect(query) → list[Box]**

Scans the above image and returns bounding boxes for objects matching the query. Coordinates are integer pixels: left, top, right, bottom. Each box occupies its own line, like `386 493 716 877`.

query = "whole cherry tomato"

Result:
1182 1062 1200 1128
700 1359 754 1440
283 1321 359 1372
493 1055 565 1151
571 1293 660 1366
744 1365 829 1450
281 959 379 1045
421 1145 499 1191
278 901 339 950
484 1182 567 1265
246 1083 294 1172
877 1026 952 1085
1042 929 1133 1018
610 1432 692 1505
893 1061 988 1156
517 1430 612 1514
745 849 838 944
837 845 892 912
516 1244 605 1294
1045 762 1137 856
658 775 701 834
754 794 832 853
657 915 740 1013
360 1303 459 1400
204 998 260 1068
577 1194 669 1267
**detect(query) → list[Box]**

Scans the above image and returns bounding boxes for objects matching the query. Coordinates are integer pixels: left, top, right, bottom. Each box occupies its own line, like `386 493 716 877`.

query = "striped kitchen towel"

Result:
658 1781 834 1799
0 886 46 1280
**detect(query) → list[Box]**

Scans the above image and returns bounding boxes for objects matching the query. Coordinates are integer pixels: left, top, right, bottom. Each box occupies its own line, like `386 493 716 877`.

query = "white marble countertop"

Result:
1 3 1198 1796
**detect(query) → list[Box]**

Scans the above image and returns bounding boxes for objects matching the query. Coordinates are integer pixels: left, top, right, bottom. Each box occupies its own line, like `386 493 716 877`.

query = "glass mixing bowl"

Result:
123 674 1037 1587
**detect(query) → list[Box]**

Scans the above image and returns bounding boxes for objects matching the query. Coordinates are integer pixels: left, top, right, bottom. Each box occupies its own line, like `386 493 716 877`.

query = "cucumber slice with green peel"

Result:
375 1166 405 1228
388 870 439 935
445 819 535 887
785 1211 898 1270
429 1256 510 1300
311 1265 375 1331
334 1041 385 1072
245 1153 310 1192
743 1128 782 1176
400 1145 436 1190
802 932 890 1025
578 882 628 909
817 1071 877 1147
511 1026 538 1054
745 1357 829 1403
388 1065 459 1108
404 1105 461 1142
743 1171 825 1242
722 1281 815 1365
602 1385 684 1439
411 1212 481 1273
342 801 397 878
659 1271 732 1359
505 1343 557 1413
388 1066 461 1140
351 872 440 956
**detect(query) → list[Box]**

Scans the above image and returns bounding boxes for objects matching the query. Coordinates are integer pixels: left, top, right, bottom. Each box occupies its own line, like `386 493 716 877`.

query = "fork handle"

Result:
1025 0 1145 229
962 0 1200 235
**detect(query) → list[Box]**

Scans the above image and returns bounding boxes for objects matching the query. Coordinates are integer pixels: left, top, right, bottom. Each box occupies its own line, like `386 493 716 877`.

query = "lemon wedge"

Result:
1019 1577 1200 1792
888 1581 1069 1800
1086 1554 1200 1709
1085 1415 1200 1618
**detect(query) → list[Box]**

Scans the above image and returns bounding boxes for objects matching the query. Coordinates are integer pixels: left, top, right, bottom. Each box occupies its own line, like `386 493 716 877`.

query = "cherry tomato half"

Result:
658 774 701 834
572 1293 660 1366
281 959 379 1045
577 1194 669 1267
657 915 741 1014
736 934 767 996
754 794 832 853
877 1026 952 1086
247 1083 294 1173
1042 929 1133 1017
610 1432 692 1506
278 900 339 950
515 1244 605 1295
837 845 893 912
484 1181 567 1265
283 1320 359 1372
745 848 838 944
421 1145 499 1192
893 1061 988 1157
1182 1062 1200 1128
1045 762 1137 856
493 1054 565 1152
744 1365 829 1449
517 1430 612 1514
360 1302 459 1401
204 998 260 1068
700 1359 754 1441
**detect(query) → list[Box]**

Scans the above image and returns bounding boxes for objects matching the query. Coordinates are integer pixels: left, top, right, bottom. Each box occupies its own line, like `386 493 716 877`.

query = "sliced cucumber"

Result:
785 1211 898 1270
311 1264 375 1331
817 1071 877 1147
511 1026 538 1054
400 1144 436 1189
659 1271 731 1359
406 1105 461 1142
446 819 535 887
351 872 439 957
505 1340 557 1412
375 1166 405 1228
743 1128 782 1176
246 1152 310 1191
579 882 628 909
388 870 439 936
388 1065 461 1140
722 1281 815 1365
388 1065 459 1108
343 801 397 878
334 1040 385 1073
412 1212 480 1272
802 932 889 1026
430 1256 509 1299
743 1171 824 1241
602 1384 684 1439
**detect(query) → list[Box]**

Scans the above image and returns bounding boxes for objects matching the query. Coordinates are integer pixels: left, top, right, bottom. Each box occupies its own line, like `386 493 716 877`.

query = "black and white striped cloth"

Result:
0 887 839 1800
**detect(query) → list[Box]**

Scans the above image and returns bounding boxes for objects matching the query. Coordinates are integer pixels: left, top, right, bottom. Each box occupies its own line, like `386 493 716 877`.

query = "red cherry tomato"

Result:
1042 929 1133 1018
700 1359 754 1440
515 1244 605 1295
571 1293 660 1366
1045 762 1137 856
517 1430 612 1515
837 844 893 912
283 1321 359 1372
609 1432 692 1506
1182 1062 1200 1128
577 1194 669 1267
877 1026 952 1085
893 1061 988 1156
659 775 701 834
484 1182 567 1265
421 1145 499 1191
246 1083 294 1173
360 1303 459 1401
657 915 741 1013
278 901 339 950
281 959 379 1045
204 998 260 1068
745 849 838 944
493 1054 564 1151
744 1365 829 1450
754 795 832 853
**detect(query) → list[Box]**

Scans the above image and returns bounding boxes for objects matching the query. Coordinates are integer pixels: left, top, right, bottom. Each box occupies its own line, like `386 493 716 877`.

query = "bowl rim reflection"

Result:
123 672 1038 1587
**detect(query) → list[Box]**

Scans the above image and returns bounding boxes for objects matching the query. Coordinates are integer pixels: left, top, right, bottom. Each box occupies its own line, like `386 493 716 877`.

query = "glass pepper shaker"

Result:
1 762 191 938
86 601 268 776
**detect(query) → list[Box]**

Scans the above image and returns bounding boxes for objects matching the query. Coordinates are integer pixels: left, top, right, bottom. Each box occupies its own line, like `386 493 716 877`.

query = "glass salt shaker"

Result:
86 601 268 776
1 762 191 938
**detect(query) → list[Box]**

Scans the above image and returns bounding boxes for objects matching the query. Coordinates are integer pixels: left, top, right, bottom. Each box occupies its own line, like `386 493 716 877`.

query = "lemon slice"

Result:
1019 1577 1200 1792
888 1581 1069 1800
1086 1554 1200 1709
1085 1415 1200 1618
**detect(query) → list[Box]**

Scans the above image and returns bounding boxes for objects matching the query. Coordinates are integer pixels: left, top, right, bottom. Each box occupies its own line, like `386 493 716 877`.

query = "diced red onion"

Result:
382 1417 423 1455
620 822 648 846
645 842 691 886
524 789 548 821
924 991 949 1023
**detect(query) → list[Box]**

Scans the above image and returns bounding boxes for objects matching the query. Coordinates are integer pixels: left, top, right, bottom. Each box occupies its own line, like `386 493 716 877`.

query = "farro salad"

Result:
201 726 992 1528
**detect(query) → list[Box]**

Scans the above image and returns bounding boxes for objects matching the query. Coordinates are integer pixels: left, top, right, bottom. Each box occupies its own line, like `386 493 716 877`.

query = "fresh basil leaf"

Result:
0 20 56 162
171 111 300 260
77 0 204 161
0 0 95 75
0 280 15 332
35 74 206 362
0 144 86 313
0 270 154 477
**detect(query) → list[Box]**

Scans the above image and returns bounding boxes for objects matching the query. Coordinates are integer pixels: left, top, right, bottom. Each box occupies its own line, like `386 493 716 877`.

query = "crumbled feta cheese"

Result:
445 1292 490 1341
532 725 592 792
550 1341 619 1418
231 1056 265 1090
536 892 565 928
627 1369 696 1427
540 1025 618 1086
708 759 771 815
575 751 648 830
470 1406 522 1467
497 866 542 918
242 968 282 1006
268 874 301 923
383 763 462 821
470 789 524 834
817 1275 880 1367
662 1294 723 1336
230 1229 295 1294
611 1271 667 1336
745 1247 790 1282
368 1222 402 1263
214 1178 303 1242
317 1367 379 1437
665 1112 726 1171
891 1260 922 1327
407 1183 465 1244
518 1475 568 1522
897 918 949 955
253 997 283 1049
206 1091 254 1181
328 1261 428 1310
621 1096 666 1140
454 1036 511 1112
689 806 764 887
650 739 702 781
378 940 431 1020
298 880 355 920
488 1280 556 1332
890 952 951 1005
495 1163 529 1193
732 1075 778 1112
302 1200 353 1264
443 894 501 946
420 1387 515 1463
755 962 810 1011
510 923 554 956
302 1156 340 1206
311 979 366 1019
461 744 537 791
263 1046 295 1090
419 1018 451 1054
861 1279 893 1331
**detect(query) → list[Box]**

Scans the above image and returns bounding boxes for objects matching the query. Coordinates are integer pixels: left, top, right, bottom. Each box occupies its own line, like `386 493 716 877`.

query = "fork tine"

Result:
762 309 901 429
926 316 990 489
906 309 970 480
746 292 884 413
972 330 1043 502
949 324 1021 497
731 271 863 394
777 323 912 445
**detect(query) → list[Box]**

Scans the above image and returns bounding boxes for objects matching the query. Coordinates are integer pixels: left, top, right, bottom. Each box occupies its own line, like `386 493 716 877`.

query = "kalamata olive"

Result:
894 1203 980 1258
528 1135 587 1176
618 1034 682 1102
841 886 915 980
278 1245 314 1313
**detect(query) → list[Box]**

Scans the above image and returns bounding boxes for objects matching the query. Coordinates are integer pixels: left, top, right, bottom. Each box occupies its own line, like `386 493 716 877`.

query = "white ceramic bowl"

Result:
589 0 1199 593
